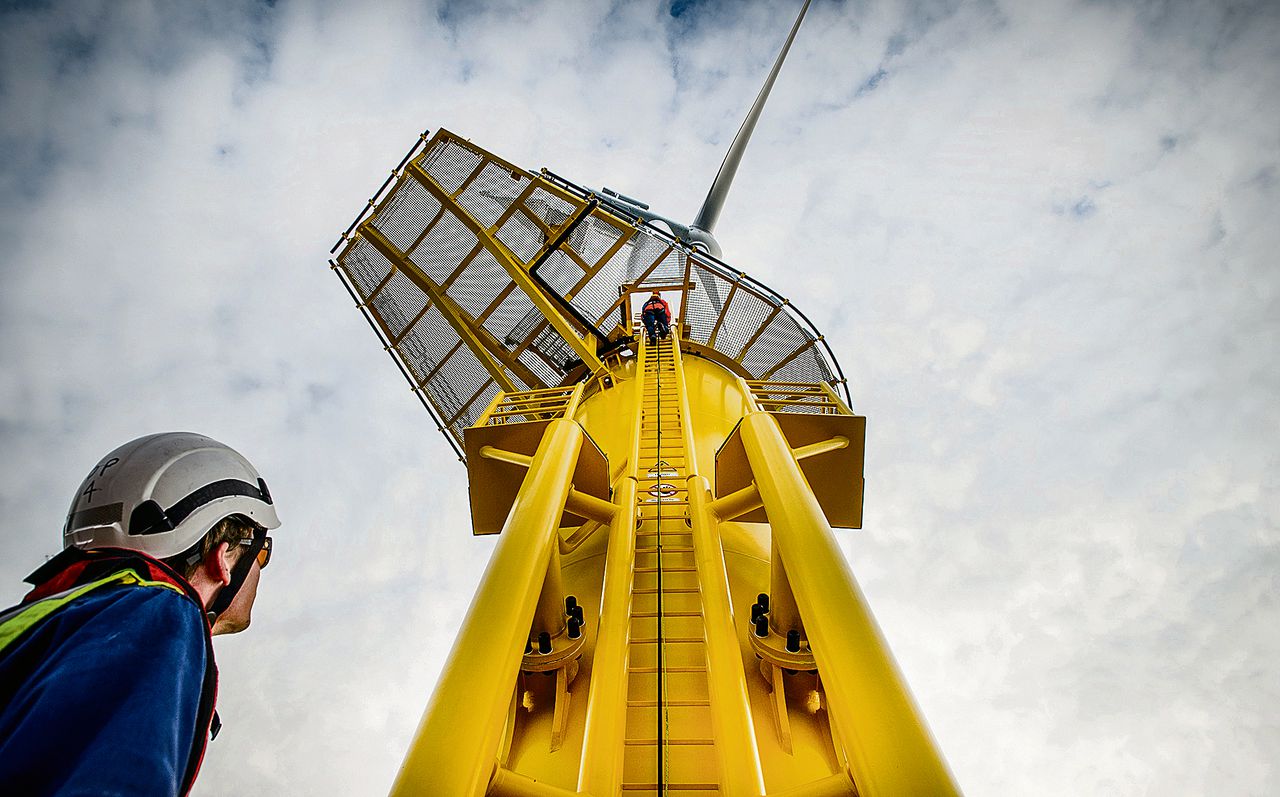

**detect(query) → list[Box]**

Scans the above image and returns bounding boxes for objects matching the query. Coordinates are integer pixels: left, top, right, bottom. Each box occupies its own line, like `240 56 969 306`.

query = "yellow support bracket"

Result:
792 436 850 461
479 446 534 468
563 488 617 525
708 482 763 522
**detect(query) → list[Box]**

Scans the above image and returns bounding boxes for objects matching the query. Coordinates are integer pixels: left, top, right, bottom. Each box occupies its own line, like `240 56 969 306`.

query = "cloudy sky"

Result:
2 0 1277 794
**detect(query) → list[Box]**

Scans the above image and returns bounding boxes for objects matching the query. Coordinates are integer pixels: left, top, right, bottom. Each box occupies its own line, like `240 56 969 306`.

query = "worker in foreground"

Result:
642 289 672 345
0 432 281 796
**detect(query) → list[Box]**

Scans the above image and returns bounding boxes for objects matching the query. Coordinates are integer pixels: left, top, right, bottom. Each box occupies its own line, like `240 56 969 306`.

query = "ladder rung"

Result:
628 666 706 673
631 611 703 618
622 785 720 792
624 738 714 746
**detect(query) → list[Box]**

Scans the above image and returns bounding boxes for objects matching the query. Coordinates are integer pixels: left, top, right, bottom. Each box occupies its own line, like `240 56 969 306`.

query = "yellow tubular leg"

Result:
687 475 766 796
575 476 639 795
673 334 765 794
738 411 962 797
534 545 568 638
768 542 803 639
578 347 647 795
390 419 585 797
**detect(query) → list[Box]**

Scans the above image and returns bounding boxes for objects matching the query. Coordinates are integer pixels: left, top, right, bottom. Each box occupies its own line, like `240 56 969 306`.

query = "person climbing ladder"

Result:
641 290 671 346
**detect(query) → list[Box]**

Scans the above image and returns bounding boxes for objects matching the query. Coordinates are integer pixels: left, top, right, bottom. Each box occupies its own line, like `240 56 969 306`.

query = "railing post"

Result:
390 418 584 797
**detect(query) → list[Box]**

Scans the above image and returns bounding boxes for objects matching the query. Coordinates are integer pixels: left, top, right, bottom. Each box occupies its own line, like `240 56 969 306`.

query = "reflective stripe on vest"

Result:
0 569 187 655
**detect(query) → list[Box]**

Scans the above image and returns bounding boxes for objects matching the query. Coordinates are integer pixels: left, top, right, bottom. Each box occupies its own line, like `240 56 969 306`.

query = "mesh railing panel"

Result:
538 250 585 296
531 325 576 370
437 344 494 423
373 271 429 341
568 215 623 266
495 211 544 264
683 263 729 342
421 138 482 194
467 382 505 426
574 256 627 329
457 161 527 229
484 290 537 345
446 249 508 319
740 314 807 375
344 238 391 297
769 347 831 385
711 290 775 359
408 213 477 284
332 129 850 458
372 178 440 253
527 188 576 228
401 305 459 384
519 347 561 386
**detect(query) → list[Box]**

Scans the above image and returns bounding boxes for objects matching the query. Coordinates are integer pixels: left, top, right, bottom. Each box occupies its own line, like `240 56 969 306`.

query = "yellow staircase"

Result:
623 333 719 794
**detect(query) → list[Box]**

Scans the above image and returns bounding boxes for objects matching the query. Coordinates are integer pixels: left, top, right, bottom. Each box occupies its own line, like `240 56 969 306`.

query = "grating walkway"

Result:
621 333 720 795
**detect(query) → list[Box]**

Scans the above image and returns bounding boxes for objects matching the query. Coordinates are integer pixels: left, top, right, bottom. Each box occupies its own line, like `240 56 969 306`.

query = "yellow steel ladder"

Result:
622 333 719 795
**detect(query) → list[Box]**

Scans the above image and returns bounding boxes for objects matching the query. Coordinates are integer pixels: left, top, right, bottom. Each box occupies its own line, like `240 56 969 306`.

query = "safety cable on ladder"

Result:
654 335 666 795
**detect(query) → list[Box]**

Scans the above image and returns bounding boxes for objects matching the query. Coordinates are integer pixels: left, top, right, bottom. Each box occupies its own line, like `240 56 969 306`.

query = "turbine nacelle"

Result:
592 187 726 259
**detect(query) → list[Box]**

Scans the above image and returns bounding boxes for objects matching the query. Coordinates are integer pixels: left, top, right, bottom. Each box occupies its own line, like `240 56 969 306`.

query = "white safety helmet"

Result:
64 432 280 561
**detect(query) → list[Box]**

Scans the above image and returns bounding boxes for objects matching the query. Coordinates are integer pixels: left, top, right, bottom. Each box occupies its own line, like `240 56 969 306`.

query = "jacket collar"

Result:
23 546 202 608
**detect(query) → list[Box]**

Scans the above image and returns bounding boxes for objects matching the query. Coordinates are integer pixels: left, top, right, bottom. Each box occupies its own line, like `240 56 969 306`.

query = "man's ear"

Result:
202 541 234 587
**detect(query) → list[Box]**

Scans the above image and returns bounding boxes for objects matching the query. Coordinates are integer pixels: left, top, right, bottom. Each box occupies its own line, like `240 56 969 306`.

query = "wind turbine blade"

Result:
690 0 811 236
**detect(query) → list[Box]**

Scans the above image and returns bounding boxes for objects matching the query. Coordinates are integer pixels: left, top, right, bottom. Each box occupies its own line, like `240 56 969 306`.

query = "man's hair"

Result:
164 514 258 580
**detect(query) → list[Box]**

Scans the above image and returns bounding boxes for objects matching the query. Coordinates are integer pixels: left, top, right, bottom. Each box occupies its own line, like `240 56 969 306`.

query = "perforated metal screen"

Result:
331 129 848 459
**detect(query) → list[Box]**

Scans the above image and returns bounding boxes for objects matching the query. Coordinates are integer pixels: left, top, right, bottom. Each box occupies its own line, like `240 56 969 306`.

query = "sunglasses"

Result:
239 534 272 569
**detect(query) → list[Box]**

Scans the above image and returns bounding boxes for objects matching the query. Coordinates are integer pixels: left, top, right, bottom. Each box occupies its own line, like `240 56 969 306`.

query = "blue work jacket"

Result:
0 548 218 796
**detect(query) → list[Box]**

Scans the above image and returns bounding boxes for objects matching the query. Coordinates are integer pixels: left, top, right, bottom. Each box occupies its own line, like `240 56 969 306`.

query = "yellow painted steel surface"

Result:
334 133 959 796
390 417 585 797
388 337 958 795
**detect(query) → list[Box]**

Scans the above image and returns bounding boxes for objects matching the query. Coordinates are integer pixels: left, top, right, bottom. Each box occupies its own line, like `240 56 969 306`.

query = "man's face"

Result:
211 546 262 636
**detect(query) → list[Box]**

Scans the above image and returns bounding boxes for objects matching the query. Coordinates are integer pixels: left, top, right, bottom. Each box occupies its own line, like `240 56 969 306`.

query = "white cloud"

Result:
2 0 1277 794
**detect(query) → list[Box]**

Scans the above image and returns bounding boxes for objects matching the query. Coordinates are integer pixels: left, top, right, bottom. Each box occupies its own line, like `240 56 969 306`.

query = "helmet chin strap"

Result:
206 530 265 623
